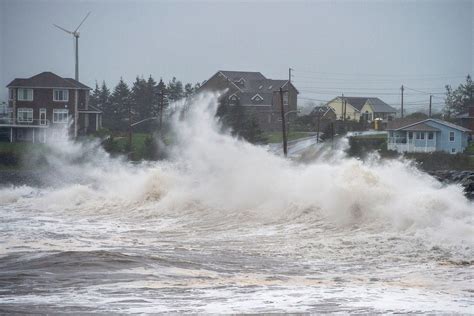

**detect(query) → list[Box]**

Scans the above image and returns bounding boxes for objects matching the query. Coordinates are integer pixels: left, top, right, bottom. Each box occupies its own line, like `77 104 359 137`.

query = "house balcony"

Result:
387 137 436 153
0 118 50 128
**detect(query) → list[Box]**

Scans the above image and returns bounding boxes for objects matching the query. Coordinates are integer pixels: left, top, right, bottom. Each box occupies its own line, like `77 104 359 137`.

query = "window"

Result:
8 89 14 100
416 132 425 140
451 148 456 153
428 132 434 140
449 131 455 142
283 92 289 105
17 108 33 122
54 89 69 101
40 108 47 125
18 89 33 101
229 95 238 106
408 132 413 139
53 109 68 123
252 94 263 102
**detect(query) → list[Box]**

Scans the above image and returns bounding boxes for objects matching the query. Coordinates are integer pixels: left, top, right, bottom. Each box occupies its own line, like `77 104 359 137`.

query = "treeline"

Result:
90 76 201 132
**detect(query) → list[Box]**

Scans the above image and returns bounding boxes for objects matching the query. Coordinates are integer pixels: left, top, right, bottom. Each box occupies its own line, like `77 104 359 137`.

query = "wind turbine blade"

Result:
53 24 73 34
74 11 91 32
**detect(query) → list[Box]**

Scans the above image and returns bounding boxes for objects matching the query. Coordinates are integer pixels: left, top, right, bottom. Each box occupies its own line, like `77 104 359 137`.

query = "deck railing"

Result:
0 118 50 127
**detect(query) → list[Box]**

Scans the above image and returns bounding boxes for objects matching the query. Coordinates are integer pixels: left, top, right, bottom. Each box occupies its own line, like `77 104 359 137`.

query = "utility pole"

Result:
401 85 404 118
159 91 164 132
279 87 288 157
429 95 432 117
128 102 132 159
341 93 345 121
316 111 321 144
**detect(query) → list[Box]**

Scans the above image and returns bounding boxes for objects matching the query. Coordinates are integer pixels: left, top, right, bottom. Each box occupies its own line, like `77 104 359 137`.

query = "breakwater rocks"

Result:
429 170 474 200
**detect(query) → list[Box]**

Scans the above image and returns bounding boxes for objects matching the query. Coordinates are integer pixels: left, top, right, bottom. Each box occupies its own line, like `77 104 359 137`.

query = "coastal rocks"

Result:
430 170 474 200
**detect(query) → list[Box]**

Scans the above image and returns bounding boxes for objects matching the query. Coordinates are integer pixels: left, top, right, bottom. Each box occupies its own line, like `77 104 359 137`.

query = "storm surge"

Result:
0 92 472 313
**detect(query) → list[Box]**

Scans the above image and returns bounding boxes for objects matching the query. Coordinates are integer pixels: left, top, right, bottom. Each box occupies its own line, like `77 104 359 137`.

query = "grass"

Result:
264 131 315 143
465 142 474 155
0 142 48 153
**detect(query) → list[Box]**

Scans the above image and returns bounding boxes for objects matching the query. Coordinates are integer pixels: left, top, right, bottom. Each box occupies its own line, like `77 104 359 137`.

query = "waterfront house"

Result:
1 72 102 143
386 118 471 154
326 96 397 123
198 70 299 132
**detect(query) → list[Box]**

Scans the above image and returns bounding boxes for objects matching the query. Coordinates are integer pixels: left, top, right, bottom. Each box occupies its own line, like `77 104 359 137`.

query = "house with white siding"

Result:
387 118 471 154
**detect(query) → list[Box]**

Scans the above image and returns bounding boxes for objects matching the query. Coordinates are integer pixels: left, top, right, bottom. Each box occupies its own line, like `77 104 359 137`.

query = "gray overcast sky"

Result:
1 0 473 112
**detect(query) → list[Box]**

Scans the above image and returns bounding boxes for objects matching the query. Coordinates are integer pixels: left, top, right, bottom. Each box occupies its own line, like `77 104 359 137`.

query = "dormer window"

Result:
234 78 245 87
251 94 263 102
229 94 239 106
54 89 69 102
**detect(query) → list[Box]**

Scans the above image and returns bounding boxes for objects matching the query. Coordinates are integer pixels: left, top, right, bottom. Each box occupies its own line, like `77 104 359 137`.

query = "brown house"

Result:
1 72 102 143
456 105 474 136
198 70 299 131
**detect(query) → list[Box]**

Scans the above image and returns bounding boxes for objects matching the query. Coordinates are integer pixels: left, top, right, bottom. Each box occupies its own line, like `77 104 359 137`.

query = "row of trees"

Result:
444 75 473 118
90 76 201 132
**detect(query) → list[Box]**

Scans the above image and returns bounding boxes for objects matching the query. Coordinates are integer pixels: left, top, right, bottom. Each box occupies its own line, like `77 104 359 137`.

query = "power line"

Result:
292 69 468 79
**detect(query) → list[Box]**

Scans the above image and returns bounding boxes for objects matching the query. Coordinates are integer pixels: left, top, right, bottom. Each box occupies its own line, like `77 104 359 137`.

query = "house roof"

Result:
219 70 266 82
237 92 273 106
399 122 440 132
365 97 397 113
7 72 91 90
310 105 335 116
387 118 471 132
386 118 423 130
328 96 396 113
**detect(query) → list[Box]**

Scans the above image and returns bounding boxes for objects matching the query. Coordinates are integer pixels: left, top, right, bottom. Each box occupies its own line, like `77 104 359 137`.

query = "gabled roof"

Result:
326 96 395 112
365 97 397 113
310 105 335 116
219 70 266 82
238 92 272 106
399 123 440 132
387 118 471 132
7 72 91 90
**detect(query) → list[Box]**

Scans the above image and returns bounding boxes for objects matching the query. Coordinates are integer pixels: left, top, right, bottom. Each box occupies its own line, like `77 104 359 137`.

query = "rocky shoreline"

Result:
429 170 474 200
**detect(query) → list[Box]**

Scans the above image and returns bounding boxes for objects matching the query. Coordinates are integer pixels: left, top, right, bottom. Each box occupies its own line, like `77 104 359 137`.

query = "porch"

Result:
0 118 51 143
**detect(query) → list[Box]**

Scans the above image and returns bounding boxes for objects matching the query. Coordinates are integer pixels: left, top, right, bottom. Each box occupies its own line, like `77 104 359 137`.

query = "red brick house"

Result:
1 72 102 143
198 70 298 131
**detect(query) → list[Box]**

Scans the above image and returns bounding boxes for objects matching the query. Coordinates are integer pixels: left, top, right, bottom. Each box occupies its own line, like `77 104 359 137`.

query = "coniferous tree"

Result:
131 76 148 120
167 77 184 102
184 83 194 98
146 75 159 116
98 81 111 110
108 78 131 131
444 75 474 118
89 81 101 109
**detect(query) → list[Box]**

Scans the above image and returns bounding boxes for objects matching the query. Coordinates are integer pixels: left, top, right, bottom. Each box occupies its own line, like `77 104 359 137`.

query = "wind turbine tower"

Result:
53 12 91 81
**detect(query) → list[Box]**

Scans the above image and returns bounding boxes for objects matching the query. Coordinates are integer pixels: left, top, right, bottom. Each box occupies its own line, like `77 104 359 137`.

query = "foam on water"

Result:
0 92 472 313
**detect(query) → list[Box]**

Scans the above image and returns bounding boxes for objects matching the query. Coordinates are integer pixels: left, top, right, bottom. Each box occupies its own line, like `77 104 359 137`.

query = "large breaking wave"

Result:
1 92 472 247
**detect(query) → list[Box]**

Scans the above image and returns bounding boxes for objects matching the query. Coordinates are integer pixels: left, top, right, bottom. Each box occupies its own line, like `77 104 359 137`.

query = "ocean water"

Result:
0 93 472 313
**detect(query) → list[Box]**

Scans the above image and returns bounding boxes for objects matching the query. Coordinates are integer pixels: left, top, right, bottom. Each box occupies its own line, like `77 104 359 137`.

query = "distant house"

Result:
1 72 102 143
387 118 471 154
325 96 397 122
198 70 298 131
455 105 474 135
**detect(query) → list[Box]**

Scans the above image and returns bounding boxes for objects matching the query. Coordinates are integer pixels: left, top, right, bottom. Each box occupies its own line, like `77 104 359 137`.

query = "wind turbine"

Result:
53 12 91 81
